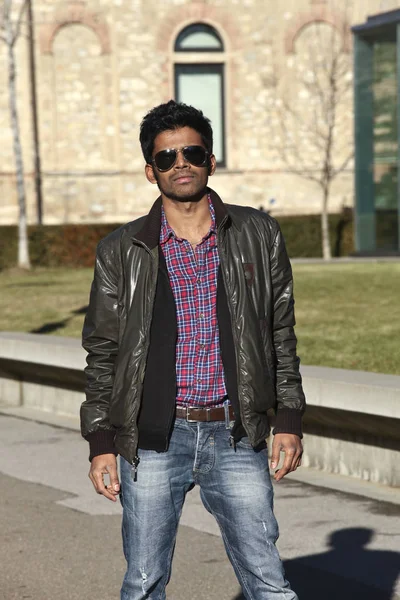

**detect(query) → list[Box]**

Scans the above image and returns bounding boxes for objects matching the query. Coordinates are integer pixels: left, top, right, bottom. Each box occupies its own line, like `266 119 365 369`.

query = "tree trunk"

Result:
321 186 332 261
5 5 31 269
27 0 43 224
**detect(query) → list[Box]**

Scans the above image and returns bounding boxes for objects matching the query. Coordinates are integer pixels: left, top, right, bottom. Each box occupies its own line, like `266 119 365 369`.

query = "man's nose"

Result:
174 149 189 168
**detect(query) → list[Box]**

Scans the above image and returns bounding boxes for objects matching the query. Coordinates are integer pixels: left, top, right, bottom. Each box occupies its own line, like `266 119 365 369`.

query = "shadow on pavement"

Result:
72 305 89 316
30 305 88 334
30 319 70 334
231 527 399 600
284 527 400 599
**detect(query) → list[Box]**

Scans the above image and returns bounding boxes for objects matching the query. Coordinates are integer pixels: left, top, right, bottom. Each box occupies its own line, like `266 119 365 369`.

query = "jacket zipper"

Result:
131 455 140 481
217 217 246 440
129 238 159 476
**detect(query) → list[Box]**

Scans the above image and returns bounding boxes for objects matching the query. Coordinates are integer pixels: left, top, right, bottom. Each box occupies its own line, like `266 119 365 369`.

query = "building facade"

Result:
0 0 398 226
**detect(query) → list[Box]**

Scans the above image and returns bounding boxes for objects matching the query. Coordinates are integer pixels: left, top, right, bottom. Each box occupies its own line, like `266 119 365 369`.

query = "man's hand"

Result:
270 434 303 482
89 453 120 502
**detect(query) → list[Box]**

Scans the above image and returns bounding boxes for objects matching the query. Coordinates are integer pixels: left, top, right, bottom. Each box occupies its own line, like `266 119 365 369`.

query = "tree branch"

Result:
2 0 11 26
0 2 6 37
277 116 324 185
11 0 28 46
332 151 354 179
267 3 353 207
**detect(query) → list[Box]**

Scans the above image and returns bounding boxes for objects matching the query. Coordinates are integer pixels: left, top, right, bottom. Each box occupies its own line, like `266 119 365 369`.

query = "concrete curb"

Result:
1 332 400 487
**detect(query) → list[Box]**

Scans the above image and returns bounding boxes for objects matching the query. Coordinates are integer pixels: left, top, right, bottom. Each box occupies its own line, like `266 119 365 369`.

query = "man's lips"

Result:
172 175 194 183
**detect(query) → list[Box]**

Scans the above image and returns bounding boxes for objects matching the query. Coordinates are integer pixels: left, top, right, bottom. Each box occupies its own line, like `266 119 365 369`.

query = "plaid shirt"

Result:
160 196 227 407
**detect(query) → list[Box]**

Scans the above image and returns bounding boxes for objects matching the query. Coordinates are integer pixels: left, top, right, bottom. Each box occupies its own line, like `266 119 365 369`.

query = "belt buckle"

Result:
186 407 198 423
185 407 211 422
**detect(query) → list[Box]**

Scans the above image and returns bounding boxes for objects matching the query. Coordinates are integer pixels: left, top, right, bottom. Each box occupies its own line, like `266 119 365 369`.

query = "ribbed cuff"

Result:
273 409 303 438
86 429 117 461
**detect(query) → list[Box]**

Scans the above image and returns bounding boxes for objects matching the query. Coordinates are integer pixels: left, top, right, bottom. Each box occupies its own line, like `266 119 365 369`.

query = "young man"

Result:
81 100 305 600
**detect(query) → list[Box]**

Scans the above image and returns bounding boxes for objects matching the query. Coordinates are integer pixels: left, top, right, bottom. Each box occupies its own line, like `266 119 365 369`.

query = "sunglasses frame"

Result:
151 145 209 172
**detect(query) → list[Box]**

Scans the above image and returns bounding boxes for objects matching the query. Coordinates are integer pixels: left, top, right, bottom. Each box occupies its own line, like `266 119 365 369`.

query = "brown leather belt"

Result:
176 405 234 422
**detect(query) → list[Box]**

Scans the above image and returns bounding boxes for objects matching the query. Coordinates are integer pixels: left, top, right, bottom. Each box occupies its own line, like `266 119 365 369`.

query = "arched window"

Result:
52 24 104 170
174 23 226 166
175 23 224 52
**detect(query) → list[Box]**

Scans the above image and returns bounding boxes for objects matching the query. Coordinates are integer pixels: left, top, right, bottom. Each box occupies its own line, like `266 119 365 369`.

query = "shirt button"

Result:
197 378 201 383
200 344 205 349
199 313 204 319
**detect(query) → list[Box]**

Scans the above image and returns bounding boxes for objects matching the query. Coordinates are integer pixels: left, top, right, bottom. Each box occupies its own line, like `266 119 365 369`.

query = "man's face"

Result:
145 127 216 202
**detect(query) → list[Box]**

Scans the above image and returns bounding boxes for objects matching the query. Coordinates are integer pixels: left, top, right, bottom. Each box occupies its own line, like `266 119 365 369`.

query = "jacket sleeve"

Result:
270 223 306 437
80 240 120 460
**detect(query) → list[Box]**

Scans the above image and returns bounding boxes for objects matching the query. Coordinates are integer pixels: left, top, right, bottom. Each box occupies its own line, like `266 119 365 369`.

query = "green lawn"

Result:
0 263 399 375
293 262 400 375
0 267 92 339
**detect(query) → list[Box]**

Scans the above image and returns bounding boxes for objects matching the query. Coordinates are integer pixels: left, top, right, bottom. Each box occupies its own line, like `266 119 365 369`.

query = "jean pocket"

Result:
236 437 267 452
236 436 254 449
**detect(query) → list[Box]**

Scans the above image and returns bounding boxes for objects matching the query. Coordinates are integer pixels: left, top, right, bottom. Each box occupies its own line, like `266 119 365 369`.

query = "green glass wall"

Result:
373 42 398 250
353 11 400 254
354 36 374 253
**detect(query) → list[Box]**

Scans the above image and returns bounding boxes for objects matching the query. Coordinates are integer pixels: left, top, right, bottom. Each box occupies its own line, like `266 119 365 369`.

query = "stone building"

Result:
0 0 398 226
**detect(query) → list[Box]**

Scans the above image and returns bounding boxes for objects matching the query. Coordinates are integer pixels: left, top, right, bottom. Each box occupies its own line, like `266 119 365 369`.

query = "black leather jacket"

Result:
80 189 306 466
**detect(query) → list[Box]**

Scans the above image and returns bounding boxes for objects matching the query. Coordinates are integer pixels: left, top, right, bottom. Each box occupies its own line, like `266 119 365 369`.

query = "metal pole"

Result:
27 0 43 224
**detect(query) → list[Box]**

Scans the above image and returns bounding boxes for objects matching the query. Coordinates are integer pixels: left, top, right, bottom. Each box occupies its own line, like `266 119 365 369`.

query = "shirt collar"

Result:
160 194 216 245
160 205 174 245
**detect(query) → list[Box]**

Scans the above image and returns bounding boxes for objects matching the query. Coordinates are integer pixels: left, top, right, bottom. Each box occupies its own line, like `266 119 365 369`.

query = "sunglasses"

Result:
152 145 209 172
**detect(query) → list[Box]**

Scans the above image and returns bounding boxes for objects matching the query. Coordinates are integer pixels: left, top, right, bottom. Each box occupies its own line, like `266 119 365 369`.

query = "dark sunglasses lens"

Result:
183 146 207 166
154 149 177 171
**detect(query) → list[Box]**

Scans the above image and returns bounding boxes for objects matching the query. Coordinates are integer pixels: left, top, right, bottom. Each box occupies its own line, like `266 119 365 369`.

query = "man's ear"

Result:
145 163 157 185
208 154 217 176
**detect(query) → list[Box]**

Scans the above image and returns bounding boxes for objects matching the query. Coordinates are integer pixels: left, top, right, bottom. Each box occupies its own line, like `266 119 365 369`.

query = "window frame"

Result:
174 62 226 168
174 23 224 53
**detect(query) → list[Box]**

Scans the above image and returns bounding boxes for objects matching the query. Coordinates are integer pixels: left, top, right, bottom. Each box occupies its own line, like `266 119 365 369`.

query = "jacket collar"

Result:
133 187 233 249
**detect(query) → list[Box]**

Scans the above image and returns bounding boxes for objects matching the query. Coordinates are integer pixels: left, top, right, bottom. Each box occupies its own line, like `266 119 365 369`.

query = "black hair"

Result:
139 100 213 164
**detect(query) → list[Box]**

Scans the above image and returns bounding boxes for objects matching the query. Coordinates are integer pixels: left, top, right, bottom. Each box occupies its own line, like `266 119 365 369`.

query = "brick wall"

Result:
0 0 396 224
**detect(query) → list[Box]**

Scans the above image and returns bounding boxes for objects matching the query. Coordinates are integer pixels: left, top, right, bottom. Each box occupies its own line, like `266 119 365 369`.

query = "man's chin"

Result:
162 185 208 203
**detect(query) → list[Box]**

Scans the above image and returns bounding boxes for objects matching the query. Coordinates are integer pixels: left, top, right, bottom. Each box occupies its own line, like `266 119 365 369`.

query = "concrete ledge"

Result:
0 332 399 488
0 405 80 431
300 365 400 419
0 332 86 370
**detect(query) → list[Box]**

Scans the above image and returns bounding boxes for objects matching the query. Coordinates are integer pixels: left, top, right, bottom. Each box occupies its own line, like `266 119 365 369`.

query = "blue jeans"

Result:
120 418 298 600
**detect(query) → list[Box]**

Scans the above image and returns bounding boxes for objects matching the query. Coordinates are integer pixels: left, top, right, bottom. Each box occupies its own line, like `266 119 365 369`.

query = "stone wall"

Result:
0 0 398 224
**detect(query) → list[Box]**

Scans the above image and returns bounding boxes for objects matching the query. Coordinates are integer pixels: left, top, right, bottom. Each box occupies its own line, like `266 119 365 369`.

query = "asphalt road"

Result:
1 415 399 600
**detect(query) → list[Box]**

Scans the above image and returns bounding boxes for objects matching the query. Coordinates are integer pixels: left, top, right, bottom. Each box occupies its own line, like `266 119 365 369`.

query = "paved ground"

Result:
1 415 399 600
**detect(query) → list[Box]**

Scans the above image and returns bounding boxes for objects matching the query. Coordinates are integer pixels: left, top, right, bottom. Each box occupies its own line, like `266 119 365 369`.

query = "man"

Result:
81 100 305 600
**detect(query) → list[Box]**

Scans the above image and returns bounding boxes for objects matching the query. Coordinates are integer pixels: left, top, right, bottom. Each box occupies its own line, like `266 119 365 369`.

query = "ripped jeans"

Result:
119 418 298 600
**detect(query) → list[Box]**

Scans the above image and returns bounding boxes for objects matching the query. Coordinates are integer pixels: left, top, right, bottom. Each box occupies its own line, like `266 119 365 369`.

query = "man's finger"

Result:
292 446 303 470
274 449 296 481
270 442 281 470
292 454 302 472
89 465 118 502
106 462 120 493
99 487 118 502
88 470 99 492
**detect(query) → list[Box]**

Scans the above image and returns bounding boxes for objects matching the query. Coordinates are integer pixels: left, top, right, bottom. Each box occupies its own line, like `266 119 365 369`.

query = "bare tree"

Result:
272 19 353 260
1 0 30 269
